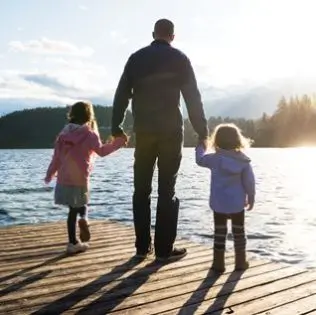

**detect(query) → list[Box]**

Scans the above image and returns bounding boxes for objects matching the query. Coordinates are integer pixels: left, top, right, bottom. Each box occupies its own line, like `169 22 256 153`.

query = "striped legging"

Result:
213 210 246 251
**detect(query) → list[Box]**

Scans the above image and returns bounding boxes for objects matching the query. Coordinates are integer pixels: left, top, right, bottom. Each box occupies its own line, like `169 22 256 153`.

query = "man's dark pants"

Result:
133 132 183 257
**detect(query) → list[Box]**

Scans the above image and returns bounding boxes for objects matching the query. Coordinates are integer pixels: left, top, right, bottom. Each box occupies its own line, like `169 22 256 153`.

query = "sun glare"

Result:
296 143 316 149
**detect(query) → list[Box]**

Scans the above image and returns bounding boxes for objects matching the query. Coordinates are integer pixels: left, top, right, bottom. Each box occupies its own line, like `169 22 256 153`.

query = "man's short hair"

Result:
154 19 174 37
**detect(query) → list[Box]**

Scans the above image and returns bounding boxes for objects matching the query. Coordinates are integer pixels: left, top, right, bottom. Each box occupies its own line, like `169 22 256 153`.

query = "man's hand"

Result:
113 132 128 146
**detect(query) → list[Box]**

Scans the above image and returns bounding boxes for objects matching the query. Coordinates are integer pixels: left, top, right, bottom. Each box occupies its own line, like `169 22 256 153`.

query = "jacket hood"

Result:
217 149 250 174
57 123 90 146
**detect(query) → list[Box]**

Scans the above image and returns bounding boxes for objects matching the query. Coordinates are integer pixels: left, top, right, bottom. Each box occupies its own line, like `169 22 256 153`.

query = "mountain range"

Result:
1 77 315 119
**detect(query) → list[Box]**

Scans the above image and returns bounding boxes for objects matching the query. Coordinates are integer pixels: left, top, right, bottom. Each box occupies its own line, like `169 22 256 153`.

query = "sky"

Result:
0 0 316 113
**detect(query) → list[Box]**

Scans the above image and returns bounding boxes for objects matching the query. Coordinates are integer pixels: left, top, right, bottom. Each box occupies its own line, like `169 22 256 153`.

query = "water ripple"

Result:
1 148 316 269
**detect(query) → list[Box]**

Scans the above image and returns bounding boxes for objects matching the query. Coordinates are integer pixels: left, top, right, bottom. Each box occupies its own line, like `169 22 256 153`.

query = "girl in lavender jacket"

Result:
196 123 255 272
45 101 127 254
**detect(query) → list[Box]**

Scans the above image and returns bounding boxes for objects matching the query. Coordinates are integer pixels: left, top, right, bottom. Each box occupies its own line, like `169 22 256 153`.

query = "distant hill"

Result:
186 79 316 119
2 78 315 119
1 92 316 148
0 106 133 149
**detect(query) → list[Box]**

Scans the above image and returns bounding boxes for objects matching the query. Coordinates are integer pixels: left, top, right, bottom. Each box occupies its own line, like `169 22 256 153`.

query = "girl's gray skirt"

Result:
55 183 89 208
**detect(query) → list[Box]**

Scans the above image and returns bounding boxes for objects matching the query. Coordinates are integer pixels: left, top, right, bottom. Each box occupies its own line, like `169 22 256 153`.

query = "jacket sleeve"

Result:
111 56 133 136
195 144 215 169
45 143 60 182
242 163 256 201
90 133 125 157
180 56 209 140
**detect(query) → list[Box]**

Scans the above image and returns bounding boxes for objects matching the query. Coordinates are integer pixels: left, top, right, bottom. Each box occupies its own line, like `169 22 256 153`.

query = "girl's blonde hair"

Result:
209 123 252 150
68 101 99 135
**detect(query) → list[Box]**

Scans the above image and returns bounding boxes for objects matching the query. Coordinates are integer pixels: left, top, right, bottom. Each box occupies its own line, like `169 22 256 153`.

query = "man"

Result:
111 19 209 262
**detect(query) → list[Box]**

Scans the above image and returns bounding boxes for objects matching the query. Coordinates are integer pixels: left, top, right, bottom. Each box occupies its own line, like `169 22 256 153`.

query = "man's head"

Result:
153 19 175 43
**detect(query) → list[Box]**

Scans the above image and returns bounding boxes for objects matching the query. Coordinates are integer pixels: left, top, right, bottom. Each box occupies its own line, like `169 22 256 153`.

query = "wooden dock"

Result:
0 220 315 315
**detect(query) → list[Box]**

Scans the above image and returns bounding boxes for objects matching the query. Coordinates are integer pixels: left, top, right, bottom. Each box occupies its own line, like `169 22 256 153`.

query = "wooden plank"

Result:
0 222 134 245
0 226 136 252
0 220 125 234
212 281 316 315
0 236 136 260
0 234 136 259
0 220 314 315
0 244 209 287
160 270 316 315
115 268 307 315
1 259 272 314
0 255 236 303
255 294 316 315
0 240 196 276
0 256 240 312
0 232 135 252
0 220 129 233
0 245 212 297
0 246 219 298
0 224 133 244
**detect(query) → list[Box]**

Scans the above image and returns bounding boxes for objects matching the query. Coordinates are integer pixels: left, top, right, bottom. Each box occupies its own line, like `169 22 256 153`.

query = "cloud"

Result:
8 37 94 57
0 54 113 113
79 4 88 10
17 27 23 32
0 65 313 119
21 73 80 93
45 57 110 93
0 71 76 112
15 70 104 98
0 68 113 115
0 69 104 115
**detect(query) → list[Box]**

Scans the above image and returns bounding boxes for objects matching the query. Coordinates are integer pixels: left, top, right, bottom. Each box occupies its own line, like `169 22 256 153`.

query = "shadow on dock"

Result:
0 254 66 297
177 269 244 314
31 257 162 315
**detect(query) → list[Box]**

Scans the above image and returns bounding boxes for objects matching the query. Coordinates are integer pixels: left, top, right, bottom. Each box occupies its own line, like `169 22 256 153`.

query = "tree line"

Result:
185 94 316 147
0 95 315 149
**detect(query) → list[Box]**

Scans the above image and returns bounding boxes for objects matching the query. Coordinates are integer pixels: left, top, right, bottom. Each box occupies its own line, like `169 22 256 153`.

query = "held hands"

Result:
113 132 128 147
120 132 128 146
198 138 209 151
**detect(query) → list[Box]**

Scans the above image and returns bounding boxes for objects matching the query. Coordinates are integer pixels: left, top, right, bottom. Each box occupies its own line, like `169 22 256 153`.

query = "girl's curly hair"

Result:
209 123 252 150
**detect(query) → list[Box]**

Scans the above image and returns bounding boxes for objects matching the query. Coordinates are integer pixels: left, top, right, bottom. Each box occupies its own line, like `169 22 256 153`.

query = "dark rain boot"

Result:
211 249 225 273
234 249 249 271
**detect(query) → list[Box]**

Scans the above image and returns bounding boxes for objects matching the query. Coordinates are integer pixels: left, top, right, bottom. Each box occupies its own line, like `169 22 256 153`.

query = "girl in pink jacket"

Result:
45 101 127 254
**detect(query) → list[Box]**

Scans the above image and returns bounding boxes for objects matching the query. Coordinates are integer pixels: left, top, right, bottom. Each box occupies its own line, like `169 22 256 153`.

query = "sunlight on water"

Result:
0 148 316 269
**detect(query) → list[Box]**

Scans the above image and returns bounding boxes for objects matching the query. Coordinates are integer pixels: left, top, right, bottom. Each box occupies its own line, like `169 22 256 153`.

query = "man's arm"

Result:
111 56 133 137
180 56 209 141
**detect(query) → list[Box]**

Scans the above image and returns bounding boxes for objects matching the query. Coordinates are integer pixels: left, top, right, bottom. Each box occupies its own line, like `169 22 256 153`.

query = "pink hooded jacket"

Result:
45 123 125 187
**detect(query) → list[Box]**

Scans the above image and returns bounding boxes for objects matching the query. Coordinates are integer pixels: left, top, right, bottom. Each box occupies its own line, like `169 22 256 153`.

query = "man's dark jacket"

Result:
111 39 208 140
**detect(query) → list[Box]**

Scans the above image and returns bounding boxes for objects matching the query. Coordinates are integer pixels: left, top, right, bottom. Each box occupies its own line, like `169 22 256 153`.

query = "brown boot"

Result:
211 249 225 273
234 249 249 271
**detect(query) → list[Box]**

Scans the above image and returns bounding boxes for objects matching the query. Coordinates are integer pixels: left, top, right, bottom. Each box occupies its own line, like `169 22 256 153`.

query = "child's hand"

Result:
198 138 208 151
245 196 255 211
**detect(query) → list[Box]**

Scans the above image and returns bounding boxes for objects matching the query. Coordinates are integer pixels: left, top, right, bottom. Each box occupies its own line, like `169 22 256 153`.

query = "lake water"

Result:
1 148 316 269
